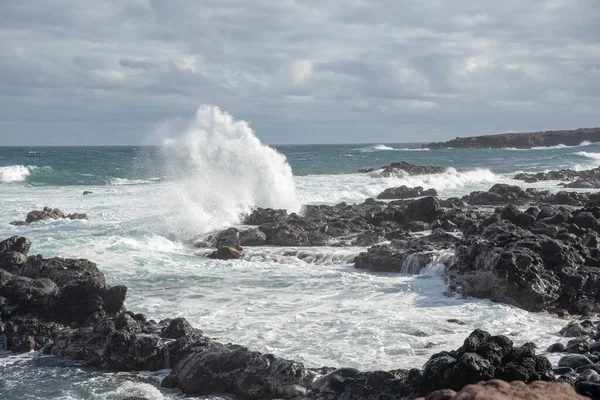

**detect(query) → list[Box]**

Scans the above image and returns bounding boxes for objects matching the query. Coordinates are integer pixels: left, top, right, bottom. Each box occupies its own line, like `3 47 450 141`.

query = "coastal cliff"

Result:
425 128 600 149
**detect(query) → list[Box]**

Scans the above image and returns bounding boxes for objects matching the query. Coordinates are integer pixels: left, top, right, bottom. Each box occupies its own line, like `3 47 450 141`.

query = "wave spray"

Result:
160 105 299 233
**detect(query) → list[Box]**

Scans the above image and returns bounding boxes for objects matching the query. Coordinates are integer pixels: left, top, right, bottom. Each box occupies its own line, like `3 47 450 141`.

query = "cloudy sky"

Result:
1 0 599 145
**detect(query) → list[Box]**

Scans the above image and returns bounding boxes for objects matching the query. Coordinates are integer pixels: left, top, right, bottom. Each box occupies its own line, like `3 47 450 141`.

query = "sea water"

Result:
1 106 599 398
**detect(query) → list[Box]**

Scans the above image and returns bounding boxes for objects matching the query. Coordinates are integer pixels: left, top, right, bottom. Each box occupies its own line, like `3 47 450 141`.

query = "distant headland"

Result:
424 127 600 149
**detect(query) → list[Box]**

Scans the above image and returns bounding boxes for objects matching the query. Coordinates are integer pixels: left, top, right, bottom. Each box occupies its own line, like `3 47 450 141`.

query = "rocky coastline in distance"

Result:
5 161 600 399
424 127 600 149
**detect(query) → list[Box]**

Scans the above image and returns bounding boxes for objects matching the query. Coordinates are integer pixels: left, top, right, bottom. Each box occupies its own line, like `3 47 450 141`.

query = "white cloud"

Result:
0 0 599 144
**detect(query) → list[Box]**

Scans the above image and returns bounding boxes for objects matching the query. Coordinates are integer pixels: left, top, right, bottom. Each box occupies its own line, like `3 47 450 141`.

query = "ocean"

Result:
2 116 600 399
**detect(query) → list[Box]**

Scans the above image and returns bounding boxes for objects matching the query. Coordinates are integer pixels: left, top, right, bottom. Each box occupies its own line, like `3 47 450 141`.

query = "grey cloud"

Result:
0 0 599 145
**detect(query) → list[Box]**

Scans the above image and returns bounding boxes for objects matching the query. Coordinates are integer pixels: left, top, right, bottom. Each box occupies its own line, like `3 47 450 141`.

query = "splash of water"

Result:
159 105 299 233
0 165 32 183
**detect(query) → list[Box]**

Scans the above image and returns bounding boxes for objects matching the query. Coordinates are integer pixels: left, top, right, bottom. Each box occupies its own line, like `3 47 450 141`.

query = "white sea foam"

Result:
295 168 498 204
158 105 299 233
0 165 33 183
356 144 397 152
502 141 593 151
373 144 395 150
573 151 600 160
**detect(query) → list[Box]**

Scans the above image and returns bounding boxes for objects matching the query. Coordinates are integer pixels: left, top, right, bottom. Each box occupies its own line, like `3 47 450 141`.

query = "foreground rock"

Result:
418 380 588 400
0 236 564 399
9 207 88 226
426 127 600 149
309 329 554 399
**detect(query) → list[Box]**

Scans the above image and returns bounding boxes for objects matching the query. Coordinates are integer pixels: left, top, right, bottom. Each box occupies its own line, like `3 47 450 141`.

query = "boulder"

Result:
207 245 244 260
418 379 588 400
407 197 441 223
243 208 287 225
161 345 314 399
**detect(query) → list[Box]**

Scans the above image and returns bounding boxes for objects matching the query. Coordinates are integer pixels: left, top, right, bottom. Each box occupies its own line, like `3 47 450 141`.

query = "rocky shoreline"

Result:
425 128 600 149
4 161 600 399
0 236 584 399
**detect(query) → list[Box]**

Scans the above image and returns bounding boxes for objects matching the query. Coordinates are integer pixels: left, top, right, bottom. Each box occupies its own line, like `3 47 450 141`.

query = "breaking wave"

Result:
159 105 299 233
573 151 600 160
0 165 36 183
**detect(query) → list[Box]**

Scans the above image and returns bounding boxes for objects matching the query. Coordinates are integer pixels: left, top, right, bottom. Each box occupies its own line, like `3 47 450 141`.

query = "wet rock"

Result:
377 185 437 199
354 230 457 273
358 167 376 173
161 345 314 399
243 208 287 225
547 343 566 353
378 161 446 177
576 381 600 399
83 191 93 195
239 228 267 246
8 221 29 226
565 337 592 354
446 218 596 313
161 317 200 339
574 212 599 229
207 244 244 260
409 221 430 232
352 231 385 246
560 321 594 338
553 367 575 375
414 329 554 394
558 354 593 369
0 236 31 267
10 207 88 226
407 196 441 223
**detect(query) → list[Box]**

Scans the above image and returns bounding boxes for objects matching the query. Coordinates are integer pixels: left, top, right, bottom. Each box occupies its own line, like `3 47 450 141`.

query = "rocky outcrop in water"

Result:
425 128 600 149
207 243 245 260
9 207 88 226
446 203 600 314
377 185 437 199
358 161 446 176
514 167 600 189
354 229 457 273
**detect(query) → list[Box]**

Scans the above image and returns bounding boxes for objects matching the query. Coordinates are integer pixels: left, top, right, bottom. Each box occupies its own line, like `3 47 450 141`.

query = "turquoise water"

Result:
1 142 599 186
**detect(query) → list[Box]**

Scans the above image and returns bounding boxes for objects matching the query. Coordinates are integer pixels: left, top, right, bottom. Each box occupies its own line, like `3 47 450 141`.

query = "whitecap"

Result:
0 165 35 183
573 151 600 160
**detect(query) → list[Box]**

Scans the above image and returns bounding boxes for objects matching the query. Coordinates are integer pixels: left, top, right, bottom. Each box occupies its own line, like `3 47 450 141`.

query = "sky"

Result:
1 0 599 145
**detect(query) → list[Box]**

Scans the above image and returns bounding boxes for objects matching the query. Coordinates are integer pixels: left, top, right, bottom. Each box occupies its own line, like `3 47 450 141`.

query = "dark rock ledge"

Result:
0 235 579 399
425 127 600 149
